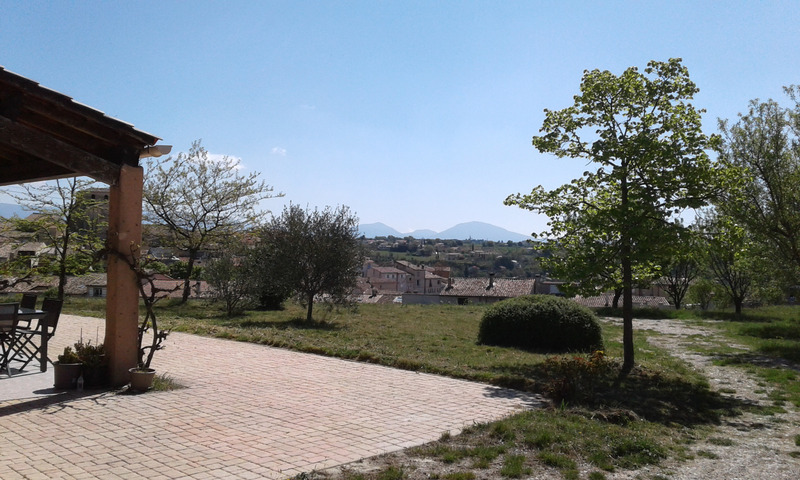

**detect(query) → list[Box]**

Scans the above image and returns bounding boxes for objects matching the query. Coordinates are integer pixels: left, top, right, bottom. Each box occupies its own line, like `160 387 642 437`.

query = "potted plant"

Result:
112 243 173 392
53 346 82 389
74 340 108 388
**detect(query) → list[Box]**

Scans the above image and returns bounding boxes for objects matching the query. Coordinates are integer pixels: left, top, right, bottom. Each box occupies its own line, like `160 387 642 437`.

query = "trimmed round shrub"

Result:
477 295 603 352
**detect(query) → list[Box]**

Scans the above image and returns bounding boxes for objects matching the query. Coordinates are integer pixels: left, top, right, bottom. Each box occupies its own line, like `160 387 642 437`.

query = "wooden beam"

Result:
0 114 121 184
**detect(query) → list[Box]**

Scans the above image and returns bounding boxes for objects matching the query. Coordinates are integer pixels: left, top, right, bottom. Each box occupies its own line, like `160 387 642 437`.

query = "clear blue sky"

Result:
1 1 797 235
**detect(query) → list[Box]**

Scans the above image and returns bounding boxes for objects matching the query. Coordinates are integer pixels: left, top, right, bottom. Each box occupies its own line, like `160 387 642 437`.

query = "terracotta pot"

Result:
53 362 82 389
129 367 156 392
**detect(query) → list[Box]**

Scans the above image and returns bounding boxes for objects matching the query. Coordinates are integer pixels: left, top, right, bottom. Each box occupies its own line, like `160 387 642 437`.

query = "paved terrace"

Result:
1 314 543 479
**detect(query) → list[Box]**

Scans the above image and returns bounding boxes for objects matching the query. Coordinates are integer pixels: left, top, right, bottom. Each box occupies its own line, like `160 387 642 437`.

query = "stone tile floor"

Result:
0 315 543 479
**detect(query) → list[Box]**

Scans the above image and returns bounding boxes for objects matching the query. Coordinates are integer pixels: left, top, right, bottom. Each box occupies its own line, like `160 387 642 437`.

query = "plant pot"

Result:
129 367 156 392
82 361 109 388
53 362 83 389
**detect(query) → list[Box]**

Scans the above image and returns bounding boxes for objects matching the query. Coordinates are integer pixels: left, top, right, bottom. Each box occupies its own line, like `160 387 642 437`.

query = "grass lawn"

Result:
44 296 799 478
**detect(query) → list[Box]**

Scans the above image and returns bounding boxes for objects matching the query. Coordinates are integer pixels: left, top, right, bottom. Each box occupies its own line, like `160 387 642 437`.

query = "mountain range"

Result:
358 221 532 242
2 203 531 242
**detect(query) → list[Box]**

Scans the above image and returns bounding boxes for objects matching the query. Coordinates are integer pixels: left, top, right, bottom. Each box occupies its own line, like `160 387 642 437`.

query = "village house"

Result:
394 260 447 294
438 273 537 305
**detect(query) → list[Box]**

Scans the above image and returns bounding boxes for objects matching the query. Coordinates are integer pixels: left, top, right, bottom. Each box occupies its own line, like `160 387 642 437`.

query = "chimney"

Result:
488 273 495 289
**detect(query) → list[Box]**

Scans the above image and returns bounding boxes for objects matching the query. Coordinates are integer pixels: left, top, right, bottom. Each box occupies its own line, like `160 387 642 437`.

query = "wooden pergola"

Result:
0 66 167 386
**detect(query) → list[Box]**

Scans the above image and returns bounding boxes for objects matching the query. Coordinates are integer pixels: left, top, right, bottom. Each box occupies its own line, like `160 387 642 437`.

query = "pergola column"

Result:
105 164 143 386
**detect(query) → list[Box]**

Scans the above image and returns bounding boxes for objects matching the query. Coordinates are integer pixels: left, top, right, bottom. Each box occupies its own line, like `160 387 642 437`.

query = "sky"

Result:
1 1 798 236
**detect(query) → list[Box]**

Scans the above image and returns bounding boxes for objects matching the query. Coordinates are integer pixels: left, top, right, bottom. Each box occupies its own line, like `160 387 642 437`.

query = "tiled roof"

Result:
440 277 536 298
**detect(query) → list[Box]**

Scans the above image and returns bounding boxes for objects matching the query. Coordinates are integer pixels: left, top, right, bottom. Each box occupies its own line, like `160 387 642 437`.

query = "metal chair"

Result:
18 293 38 329
0 303 20 376
20 293 37 309
13 298 63 372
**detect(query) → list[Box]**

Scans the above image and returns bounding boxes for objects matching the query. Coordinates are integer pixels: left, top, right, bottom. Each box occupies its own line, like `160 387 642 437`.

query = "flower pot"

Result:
82 357 109 388
129 367 156 392
53 362 83 389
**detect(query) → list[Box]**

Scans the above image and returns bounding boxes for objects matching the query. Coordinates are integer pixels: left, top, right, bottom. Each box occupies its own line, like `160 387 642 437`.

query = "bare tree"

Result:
4 177 106 299
143 140 279 303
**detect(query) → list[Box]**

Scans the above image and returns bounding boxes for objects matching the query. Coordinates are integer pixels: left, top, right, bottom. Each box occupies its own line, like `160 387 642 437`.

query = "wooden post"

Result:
105 164 143 387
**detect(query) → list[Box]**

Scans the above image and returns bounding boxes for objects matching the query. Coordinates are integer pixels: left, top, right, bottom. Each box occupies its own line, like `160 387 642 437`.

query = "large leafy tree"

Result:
506 58 726 373
4 177 106 299
717 86 800 282
696 211 757 315
143 140 279 303
255 204 364 322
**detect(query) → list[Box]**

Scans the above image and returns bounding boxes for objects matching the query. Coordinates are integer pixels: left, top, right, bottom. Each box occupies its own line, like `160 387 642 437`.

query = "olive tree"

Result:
255 204 364 322
143 140 279 303
506 59 728 374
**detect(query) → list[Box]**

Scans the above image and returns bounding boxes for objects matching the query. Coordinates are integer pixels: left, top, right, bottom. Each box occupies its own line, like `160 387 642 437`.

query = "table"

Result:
16 308 49 372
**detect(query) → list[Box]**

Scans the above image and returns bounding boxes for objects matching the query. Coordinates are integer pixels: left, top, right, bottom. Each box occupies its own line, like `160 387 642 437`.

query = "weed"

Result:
376 466 404 480
587 472 606 480
707 437 734 446
442 473 475 480
795 434 800 447
696 450 719 459
537 451 576 470
500 454 530 478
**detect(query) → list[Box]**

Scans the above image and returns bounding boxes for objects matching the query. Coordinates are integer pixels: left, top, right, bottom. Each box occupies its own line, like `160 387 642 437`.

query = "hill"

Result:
358 221 531 242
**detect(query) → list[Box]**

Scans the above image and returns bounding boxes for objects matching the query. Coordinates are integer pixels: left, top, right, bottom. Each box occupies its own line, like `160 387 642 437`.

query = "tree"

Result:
717 86 800 280
256 204 365 322
656 232 702 310
5 177 106 299
143 140 279 303
506 59 726 374
204 245 252 316
697 212 756 315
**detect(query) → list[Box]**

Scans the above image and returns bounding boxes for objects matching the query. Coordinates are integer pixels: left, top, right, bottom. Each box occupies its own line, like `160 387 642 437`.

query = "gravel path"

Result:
328 317 800 479
604 317 800 480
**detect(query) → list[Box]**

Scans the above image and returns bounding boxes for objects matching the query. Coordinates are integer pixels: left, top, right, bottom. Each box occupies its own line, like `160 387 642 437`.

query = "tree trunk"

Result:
306 292 314 322
57 230 71 300
619 164 634 377
734 298 743 316
612 289 622 309
621 254 635 376
181 252 197 304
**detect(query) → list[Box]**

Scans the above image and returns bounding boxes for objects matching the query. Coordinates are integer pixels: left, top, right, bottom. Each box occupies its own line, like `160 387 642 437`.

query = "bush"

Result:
477 295 603 352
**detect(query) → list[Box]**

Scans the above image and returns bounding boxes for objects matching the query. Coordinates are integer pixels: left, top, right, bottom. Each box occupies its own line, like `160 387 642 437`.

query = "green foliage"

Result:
506 58 729 370
167 261 204 280
204 246 253 316
540 351 615 403
687 278 717 310
56 346 81 364
73 340 106 367
477 295 603 352
253 204 365 321
499 455 530 478
717 86 800 283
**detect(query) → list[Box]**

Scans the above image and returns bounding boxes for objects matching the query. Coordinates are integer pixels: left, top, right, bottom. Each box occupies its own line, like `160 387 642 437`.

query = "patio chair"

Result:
20 293 37 309
13 298 63 372
17 293 38 329
0 303 20 376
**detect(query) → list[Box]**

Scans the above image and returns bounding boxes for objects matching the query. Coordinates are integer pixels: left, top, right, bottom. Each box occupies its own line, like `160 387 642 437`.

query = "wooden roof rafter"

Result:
0 66 162 187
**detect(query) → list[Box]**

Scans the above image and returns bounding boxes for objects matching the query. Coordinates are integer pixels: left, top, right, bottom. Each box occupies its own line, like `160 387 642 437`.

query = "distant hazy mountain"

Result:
437 222 531 242
407 229 437 238
358 221 531 242
358 222 403 238
0 203 28 219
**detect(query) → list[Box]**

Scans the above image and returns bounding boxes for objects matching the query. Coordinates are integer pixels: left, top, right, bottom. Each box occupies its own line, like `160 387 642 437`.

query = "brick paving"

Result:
1 315 543 479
